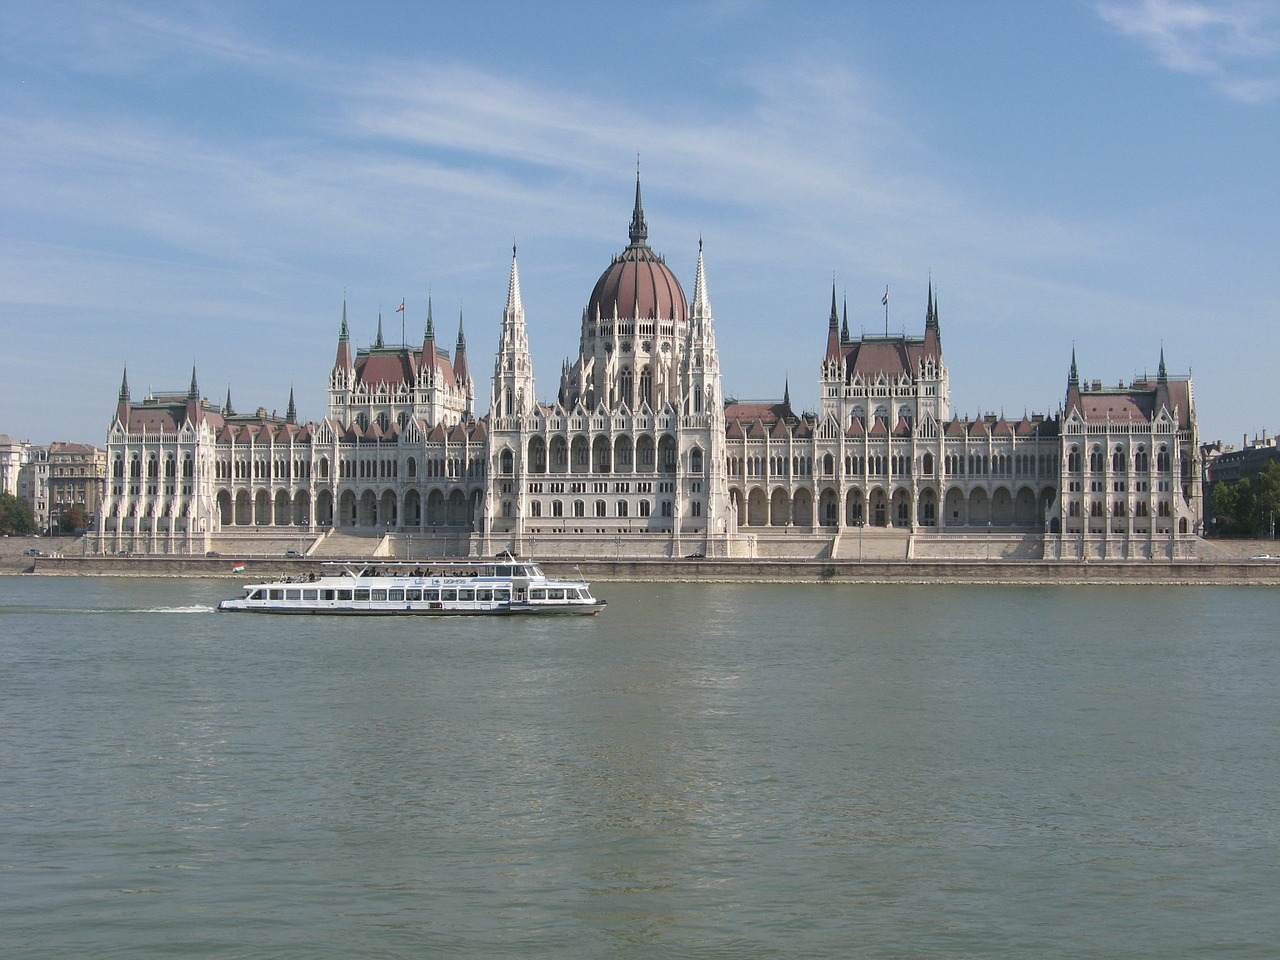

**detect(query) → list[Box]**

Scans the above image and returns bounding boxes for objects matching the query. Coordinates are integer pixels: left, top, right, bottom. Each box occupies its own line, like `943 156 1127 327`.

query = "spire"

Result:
286 387 297 424
825 282 842 361
453 308 470 384
926 278 936 327
335 300 353 372
784 377 792 409
224 387 234 416
424 298 435 343
1069 346 1079 387
1158 346 1168 383
506 244 524 316
375 312 385 349
185 365 201 426
628 169 648 246
841 298 849 341
690 237 712 320
115 366 132 427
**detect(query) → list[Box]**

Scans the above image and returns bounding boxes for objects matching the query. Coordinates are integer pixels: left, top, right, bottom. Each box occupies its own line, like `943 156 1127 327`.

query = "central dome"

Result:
586 177 688 324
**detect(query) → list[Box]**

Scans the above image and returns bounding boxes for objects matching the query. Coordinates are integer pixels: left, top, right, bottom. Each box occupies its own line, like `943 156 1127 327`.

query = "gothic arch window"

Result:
1112 445 1126 472
1157 445 1171 472
619 367 633 406
690 447 704 474
595 499 606 518
500 449 514 475
1068 445 1081 472
1089 445 1104 473
639 365 653 407
617 500 628 518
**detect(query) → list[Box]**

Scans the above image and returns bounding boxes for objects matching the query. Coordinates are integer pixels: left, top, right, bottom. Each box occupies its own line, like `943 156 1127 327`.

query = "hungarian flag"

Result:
396 300 405 313
881 287 889 306
231 563 245 573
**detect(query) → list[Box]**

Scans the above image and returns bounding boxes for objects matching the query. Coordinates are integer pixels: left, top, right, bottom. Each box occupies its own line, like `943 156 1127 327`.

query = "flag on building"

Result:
396 300 405 313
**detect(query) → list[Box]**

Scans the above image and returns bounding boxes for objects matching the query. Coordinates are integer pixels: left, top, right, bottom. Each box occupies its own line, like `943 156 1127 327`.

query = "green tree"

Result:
1253 462 1280 538
0 491 36 535
60 505 87 533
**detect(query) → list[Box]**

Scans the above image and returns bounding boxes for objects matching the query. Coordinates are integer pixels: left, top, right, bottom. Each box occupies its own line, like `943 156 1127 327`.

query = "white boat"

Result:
217 554 605 616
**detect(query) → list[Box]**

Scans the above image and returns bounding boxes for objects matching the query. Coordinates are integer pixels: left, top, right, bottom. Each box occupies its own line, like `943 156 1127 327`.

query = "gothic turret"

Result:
115 367 131 427
493 246 536 418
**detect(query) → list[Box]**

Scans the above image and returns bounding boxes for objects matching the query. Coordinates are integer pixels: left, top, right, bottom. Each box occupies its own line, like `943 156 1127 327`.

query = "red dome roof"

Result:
586 178 687 323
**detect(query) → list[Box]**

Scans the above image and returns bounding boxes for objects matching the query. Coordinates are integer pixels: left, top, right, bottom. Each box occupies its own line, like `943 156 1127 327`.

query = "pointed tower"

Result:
286 387 297 425
420 299 438 387
185 365 202 426
825 283 841 362
115 367 131 428
329 301 357 424
224 387 234 417
453 309 474 420
492 245 537 419
682 238 731 540
374 312 385 349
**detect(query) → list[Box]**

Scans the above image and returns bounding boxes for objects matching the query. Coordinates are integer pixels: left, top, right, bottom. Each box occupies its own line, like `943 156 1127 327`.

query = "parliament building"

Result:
95 179 1202 561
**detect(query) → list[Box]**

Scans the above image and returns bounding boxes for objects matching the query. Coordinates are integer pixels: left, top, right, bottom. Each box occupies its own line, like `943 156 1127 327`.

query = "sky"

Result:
2 0 1278 447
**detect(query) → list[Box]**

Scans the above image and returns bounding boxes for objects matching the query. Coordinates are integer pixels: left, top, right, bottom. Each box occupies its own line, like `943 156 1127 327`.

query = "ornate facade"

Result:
95 179 1202 560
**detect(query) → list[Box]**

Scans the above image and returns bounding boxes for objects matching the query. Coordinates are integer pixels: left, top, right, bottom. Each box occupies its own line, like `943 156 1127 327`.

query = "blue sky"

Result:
2 0 1277 446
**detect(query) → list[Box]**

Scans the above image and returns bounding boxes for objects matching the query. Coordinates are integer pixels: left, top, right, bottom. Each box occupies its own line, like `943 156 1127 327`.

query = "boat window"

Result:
494 589 510 602
303 589 318 601
249 590 263 600
286 589 302 600
458 589 474 602
441 589 457 602
355 590 370 602
406 589 422 602
371 589 388 602
548 589 565 600
338 589 352 601
496 565 511 577
577 589 590 600
530 588 546 600
322 590 335 600
269 589 283 600
389 589 405 601
424 590 439 602
477 589 492 602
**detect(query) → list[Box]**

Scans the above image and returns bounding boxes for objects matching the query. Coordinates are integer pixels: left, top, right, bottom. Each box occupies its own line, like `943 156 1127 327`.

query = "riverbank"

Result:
22 553 1280 584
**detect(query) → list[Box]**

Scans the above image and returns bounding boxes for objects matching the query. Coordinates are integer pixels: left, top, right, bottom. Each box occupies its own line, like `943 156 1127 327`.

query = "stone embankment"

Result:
23 553 1280 584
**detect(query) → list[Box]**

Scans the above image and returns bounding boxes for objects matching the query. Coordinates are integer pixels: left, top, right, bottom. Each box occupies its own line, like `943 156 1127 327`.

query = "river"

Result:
2 576 1277 958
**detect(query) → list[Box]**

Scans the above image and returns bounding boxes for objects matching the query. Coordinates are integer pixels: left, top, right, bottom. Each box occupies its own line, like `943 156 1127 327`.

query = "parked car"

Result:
284 550 303 558
24 548 43 556
205 551 221 557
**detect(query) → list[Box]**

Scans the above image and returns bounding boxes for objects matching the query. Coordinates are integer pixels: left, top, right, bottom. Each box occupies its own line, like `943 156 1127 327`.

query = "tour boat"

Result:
217 554 605 616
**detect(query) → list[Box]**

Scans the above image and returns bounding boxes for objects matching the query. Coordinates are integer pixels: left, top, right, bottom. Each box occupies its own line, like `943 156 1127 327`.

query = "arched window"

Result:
618 367 633 406
690 447 704 474
1112 445 1126 472
500 449 514 475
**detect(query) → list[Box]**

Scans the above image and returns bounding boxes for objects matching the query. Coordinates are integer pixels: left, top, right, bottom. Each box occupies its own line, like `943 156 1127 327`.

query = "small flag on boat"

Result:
231 563 245 573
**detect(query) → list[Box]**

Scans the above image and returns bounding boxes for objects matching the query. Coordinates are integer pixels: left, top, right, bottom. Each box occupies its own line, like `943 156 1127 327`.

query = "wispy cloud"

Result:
1097 0 1280 102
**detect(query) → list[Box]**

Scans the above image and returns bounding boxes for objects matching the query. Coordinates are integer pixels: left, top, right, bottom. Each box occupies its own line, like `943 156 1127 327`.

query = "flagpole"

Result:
883 286 889 336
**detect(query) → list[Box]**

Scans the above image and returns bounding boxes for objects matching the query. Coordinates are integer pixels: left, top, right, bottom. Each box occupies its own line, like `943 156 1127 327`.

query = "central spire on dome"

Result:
628 170 648 246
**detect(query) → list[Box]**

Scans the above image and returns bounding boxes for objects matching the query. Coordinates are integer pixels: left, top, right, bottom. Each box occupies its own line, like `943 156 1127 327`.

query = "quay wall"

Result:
24 554 1280 585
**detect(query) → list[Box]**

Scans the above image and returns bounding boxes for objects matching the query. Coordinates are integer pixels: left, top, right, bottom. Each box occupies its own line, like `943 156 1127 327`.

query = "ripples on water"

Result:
2 576 1278 958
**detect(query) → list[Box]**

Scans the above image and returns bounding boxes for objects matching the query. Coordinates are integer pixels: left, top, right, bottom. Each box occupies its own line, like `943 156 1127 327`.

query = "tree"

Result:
0 492 36 535
60 505 87 533
1254 462 1280 538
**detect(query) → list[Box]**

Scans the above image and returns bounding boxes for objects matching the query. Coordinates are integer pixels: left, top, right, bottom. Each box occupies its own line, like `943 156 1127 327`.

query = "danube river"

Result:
3 576 1277 958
